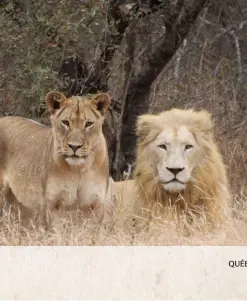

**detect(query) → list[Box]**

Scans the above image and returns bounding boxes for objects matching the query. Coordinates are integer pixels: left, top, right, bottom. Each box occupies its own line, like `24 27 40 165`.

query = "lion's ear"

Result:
195 110 213 133
45 91 67 114
136 114 159 141
90 93 111 116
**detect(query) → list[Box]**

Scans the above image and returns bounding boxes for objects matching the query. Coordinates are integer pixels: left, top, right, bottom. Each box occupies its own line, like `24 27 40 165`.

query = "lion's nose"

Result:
166 167 184 176
68 144 82 153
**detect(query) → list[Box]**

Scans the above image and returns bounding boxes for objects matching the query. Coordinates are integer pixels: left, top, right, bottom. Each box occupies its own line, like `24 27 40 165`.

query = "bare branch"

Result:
174 38 187 80
229 29 243 86
220 119 247 136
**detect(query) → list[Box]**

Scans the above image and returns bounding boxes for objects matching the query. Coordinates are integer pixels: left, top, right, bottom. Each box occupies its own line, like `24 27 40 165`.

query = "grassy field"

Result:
0 192 246 246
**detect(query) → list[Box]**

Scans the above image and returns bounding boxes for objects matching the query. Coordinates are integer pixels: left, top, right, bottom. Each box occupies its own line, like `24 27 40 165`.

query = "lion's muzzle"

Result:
166 167 184 176
68 143 83 153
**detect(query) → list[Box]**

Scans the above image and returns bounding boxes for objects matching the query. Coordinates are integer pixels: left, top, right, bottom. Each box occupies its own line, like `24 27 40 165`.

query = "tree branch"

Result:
81 0 132 94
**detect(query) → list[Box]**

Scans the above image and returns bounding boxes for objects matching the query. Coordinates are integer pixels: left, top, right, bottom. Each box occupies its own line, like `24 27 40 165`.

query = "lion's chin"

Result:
65 157 86 166
162 181 186 193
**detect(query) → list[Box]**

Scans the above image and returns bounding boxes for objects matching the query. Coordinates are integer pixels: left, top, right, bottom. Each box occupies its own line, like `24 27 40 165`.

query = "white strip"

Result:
0 246 246 299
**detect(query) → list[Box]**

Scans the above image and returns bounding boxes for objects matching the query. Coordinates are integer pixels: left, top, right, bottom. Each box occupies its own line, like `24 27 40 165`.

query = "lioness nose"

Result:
68 144 82 153
167 167 184 176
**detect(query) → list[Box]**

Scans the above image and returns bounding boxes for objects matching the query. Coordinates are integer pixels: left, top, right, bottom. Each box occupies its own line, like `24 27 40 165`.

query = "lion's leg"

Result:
40 206 64 233
40 194 65 233
1 184 36 227
49 209 64 233
2 182 19 216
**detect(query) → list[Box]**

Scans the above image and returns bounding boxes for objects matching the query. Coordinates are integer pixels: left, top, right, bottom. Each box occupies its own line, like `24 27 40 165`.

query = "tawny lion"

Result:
0 91 112 227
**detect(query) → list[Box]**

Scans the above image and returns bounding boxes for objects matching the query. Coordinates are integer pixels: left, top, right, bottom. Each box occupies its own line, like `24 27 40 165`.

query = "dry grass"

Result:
0 193 247 246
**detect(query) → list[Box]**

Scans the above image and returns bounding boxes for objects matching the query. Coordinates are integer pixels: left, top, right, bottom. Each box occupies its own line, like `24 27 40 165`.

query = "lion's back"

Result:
0 116 52 208
0 116 51 156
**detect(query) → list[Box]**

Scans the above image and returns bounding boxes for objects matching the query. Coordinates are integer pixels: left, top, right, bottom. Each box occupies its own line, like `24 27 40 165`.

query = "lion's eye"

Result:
62 120 70 127
159 144 167 150
85 121 94 128
185 144 193 150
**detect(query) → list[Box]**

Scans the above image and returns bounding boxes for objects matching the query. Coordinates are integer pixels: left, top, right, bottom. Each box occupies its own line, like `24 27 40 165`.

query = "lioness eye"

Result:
159 144 167 150
185 144 193 150
85 121 94 128
62 120 70 127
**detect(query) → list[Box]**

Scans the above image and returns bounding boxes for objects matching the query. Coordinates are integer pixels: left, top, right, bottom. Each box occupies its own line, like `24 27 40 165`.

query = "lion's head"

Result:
134 108 230 221
136 108 213 193
45 91 111 168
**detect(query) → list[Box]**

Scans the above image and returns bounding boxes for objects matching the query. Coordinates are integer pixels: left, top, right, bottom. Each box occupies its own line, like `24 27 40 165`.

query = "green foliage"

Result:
0 0 101 116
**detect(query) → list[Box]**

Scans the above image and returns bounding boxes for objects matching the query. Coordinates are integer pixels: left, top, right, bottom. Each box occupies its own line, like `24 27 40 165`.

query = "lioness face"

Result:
46 91 111 168
154 125 198 192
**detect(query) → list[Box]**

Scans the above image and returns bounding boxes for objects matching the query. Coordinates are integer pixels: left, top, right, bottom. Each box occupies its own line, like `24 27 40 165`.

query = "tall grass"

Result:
0 193 246 246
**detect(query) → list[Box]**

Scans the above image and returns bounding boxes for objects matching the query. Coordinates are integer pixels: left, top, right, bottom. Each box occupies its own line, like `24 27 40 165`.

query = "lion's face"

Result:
136 109 213 193
153 125 199 192
45 91 111 168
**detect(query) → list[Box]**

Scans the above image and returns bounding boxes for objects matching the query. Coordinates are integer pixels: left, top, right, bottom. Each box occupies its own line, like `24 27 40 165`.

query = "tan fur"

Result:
0 91 112 228
112 109 230 225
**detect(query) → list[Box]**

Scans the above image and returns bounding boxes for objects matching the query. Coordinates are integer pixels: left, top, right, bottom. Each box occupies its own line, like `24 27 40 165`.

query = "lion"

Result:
0 91 112 228
112 108 230 226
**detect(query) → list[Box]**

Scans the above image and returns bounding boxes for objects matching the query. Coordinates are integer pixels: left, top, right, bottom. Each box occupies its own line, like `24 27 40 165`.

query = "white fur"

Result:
65 157 85 166
155 125 198 192
162 182 186 192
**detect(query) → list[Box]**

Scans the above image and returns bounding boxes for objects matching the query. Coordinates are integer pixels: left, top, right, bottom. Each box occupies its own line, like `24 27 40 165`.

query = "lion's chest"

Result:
45 171 107 210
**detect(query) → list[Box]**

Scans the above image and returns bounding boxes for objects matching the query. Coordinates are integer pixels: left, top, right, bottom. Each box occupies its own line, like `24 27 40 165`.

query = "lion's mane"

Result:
134 109 230 222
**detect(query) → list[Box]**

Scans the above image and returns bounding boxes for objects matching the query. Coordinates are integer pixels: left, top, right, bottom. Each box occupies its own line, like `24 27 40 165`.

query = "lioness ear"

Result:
90 93 111 116
45 91 67 114
136 114 159 141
